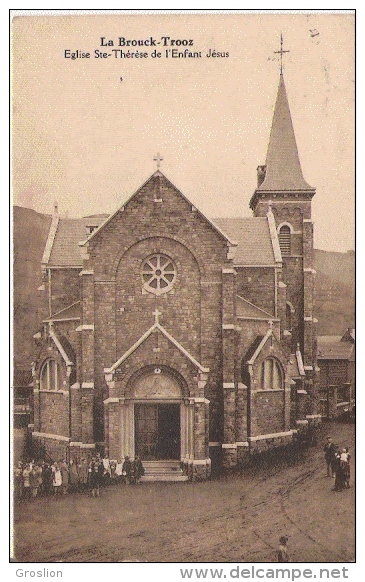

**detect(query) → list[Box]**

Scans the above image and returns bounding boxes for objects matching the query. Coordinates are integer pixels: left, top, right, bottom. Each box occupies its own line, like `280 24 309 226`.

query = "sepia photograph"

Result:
11 9 355 571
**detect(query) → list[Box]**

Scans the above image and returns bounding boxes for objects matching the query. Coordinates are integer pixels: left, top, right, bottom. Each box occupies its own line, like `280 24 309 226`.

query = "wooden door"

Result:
134 404 158 460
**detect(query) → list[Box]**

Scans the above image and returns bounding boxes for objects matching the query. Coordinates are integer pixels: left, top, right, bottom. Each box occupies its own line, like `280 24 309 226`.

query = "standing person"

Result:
31 463 43 498
14 462 23 503
277 536 290 562
133 456 145 485
22 464 31 500
323 436 336 477
109 460 117 484
42 463 53 496
69 459 79 492
122 455 132 485
339 448 351 490
102 455 111 487
115 459 123 484
343 448 351 489
333 450 345 492
60 460 69 494
78 458 89 492
89 457 102 497
52 462 62 495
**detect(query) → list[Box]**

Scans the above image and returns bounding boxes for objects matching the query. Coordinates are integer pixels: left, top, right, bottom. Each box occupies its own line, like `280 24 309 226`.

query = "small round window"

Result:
141 254 176 295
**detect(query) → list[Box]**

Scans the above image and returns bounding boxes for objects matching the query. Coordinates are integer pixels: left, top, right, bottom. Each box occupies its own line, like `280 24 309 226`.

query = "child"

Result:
277 536 290 562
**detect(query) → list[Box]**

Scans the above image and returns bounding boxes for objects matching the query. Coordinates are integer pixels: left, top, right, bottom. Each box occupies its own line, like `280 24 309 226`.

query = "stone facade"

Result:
31 73 321 479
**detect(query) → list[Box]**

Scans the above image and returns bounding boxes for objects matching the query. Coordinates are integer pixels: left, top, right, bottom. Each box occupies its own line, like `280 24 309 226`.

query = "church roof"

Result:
214 217 277 265
49 327 76 366
257 74 313 192
43 208 276 269
242 335 265 364
47 216 107 267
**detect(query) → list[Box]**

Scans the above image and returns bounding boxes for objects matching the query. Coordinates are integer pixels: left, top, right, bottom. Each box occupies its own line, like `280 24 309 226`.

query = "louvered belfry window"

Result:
279 225 291 256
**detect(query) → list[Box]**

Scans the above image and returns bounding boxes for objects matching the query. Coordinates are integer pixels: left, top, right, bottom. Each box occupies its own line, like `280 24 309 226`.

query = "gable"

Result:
106 320 209 375
83 171 237 248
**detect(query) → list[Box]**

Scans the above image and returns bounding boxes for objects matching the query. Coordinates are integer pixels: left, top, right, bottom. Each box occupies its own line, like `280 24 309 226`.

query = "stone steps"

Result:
141 475 189 482
140 460 189 482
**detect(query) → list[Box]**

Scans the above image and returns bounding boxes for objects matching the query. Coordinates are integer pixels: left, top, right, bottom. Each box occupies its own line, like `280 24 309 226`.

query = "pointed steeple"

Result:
257 74 313 192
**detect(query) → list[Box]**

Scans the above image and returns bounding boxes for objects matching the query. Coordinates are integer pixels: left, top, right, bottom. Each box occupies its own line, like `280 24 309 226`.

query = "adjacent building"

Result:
317 329 355 419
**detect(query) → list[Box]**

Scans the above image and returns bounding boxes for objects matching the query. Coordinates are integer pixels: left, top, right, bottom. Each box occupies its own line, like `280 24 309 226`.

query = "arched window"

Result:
259 358 284 390
40 359 62 391
278 225 291 256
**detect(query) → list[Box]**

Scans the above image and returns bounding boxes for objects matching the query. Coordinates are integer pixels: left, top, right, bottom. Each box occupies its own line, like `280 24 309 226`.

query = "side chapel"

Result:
31 72 321 480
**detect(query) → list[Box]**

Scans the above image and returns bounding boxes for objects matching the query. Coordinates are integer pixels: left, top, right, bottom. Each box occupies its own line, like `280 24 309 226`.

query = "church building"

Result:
31 72 321 480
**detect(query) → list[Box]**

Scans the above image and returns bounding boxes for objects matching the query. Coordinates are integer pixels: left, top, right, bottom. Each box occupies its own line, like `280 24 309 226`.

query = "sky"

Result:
11 11 354 252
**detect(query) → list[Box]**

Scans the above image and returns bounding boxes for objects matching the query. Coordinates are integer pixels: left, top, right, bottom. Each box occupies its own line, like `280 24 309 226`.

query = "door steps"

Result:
140 460 189 482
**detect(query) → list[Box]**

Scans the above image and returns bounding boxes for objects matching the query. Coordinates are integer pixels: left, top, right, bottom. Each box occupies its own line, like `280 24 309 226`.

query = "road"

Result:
12 421 355 563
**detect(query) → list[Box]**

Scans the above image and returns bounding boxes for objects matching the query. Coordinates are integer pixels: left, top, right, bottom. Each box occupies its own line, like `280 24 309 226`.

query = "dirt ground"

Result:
12 421 355 563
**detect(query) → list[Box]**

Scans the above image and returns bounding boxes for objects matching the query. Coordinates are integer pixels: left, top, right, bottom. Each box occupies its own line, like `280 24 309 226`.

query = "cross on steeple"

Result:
153 308 162 325
153 152 164 169
274 33 290 75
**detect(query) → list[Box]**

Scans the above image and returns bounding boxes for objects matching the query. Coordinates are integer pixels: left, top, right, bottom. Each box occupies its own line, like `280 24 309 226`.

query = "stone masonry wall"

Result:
50 269 80 315
38 391 69 437
236 267 276 316
252 390 285 436
87 174 230 446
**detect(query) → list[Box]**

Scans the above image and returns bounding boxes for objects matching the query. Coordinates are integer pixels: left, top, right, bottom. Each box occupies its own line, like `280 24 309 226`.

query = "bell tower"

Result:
249 69 317 390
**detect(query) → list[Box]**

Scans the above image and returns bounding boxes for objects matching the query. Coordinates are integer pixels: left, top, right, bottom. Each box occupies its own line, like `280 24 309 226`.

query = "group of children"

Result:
13 454 145 502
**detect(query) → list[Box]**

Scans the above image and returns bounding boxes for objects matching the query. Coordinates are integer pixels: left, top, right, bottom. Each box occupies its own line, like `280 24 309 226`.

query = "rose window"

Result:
141 254 176 295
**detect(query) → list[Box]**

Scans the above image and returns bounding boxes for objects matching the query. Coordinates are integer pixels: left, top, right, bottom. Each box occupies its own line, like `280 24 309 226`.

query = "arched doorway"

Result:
134 403 180 460
131 371 183 461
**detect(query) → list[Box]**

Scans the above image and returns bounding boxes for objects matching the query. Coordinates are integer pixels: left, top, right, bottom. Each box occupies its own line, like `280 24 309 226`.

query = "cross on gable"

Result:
153 308 162 324
153 152 164 169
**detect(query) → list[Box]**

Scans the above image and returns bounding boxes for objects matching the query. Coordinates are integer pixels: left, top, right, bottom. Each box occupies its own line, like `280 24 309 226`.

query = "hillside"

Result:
12 206 355 375
313 249 355 334
13 206 51 372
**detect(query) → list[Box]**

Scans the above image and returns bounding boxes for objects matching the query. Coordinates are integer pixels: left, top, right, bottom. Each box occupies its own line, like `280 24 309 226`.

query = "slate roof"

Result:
341 328 355 343
317 336 355 361
243 335 265 363
47 216 108 267
257 74 313 192
214 217 276 266
44 213 276 269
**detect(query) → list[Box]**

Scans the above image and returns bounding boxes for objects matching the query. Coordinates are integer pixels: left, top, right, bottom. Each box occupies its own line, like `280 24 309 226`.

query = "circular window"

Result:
141 254 176 295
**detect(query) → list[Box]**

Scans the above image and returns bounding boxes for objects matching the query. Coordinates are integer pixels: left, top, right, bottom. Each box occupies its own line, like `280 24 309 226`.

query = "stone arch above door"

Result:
130 370 183 400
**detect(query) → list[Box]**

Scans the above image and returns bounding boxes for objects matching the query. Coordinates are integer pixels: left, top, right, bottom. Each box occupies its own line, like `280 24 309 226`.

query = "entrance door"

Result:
158 404 180 460
134 403 180 460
